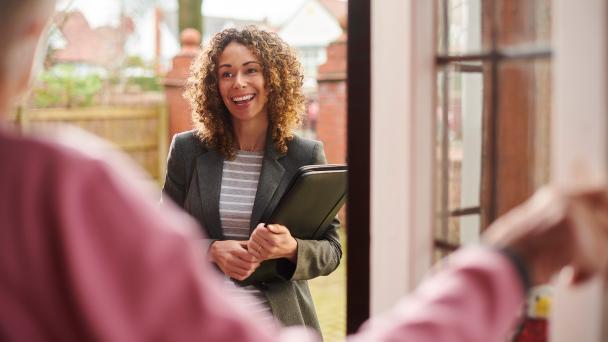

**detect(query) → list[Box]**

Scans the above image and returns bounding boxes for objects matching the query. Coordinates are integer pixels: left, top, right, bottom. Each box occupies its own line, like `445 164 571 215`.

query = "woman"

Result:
162 26 342 332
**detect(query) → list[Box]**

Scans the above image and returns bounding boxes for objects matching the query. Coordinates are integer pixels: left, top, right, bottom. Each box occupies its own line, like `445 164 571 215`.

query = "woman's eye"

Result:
221 72 232 78
246 68 258 74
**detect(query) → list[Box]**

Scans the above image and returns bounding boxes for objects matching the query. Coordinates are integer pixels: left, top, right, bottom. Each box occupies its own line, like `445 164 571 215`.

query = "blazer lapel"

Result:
250 135 286 230
196 149 224 239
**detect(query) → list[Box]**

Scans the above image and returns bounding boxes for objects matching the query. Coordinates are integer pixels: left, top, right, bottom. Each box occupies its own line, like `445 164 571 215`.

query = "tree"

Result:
178 0 203 35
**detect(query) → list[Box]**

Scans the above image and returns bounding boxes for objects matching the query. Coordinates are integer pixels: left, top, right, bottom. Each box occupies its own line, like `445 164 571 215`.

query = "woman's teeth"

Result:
232 94 254 103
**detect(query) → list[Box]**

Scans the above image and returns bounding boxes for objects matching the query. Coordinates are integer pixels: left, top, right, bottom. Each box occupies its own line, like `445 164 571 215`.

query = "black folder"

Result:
268 164 347 239
236 164 348 285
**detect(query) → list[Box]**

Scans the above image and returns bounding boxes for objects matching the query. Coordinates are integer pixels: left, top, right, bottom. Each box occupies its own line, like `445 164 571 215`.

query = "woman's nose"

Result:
233 72 246 89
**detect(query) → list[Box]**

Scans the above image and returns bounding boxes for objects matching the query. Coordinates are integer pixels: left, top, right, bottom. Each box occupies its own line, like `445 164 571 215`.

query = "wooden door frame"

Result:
346 0 371 333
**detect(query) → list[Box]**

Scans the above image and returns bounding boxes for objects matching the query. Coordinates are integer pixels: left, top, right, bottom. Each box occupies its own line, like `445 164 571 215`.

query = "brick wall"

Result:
316 35 347 164
163 29 201 144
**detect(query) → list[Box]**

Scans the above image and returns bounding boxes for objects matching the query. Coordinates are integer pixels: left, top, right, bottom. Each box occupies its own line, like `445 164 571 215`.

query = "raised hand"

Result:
484 185 608 286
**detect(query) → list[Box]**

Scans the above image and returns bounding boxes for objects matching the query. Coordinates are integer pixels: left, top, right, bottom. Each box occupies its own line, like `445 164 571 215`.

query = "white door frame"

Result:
550 0 608 340
369 0 435 315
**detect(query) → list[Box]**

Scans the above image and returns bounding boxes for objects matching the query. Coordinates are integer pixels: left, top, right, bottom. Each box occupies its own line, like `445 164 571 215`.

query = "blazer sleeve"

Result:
162 134 186 207
278 141 343 281
162 134 218 251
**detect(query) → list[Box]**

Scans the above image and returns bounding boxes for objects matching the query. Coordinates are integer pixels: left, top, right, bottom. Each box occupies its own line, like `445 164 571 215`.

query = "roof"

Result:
203 16 274 42
52 11 133 68
318 0 347 28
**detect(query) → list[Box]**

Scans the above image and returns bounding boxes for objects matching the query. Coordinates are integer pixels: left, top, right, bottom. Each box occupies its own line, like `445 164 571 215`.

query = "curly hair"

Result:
184 26 305 160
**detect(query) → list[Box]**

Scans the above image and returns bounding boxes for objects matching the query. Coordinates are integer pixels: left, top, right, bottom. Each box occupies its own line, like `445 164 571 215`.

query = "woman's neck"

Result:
233 118 268 152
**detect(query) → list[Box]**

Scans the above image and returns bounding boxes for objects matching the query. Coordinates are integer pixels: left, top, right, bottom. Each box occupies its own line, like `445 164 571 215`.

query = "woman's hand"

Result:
208 240 260 281
247 223 298 263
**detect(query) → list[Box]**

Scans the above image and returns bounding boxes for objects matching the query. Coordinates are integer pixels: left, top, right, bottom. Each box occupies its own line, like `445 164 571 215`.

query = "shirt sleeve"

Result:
348 248 525 342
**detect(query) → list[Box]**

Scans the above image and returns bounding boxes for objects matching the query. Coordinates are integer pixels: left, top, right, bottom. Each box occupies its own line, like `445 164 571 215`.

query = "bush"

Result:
32 64 103 108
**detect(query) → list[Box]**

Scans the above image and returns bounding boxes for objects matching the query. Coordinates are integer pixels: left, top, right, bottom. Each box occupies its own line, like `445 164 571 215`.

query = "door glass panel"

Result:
496 0 552 49
438 0 486 55
446 62 484 210
494 58 552 215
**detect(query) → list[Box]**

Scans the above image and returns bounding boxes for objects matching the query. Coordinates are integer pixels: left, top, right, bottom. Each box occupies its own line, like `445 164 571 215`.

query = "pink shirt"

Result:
0 130 524 341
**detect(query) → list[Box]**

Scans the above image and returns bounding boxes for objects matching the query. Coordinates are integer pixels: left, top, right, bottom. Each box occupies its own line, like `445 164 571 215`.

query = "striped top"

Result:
219 150 275 326
219 150 263 239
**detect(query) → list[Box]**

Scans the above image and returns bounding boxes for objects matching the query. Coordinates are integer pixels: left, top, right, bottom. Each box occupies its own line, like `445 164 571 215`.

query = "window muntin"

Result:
434 0 552 259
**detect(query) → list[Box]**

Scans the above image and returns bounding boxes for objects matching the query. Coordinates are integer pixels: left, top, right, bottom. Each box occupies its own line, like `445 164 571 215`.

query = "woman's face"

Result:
217 42 268 126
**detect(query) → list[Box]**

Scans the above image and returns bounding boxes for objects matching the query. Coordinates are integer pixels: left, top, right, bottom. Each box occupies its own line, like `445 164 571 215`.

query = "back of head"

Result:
0 0 43 55
0 0 54 112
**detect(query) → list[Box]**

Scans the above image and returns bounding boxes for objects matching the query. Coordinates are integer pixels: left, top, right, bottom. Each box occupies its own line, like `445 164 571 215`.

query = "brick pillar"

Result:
317 34 347 164
163 28 201 144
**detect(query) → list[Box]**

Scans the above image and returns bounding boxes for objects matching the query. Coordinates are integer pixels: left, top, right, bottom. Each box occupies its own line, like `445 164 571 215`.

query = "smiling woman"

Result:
185 26 304 159
162 26 342 336
216 42 269 140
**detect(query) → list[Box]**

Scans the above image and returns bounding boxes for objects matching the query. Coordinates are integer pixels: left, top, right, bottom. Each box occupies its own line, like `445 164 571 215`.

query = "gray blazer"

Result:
162 130 342 332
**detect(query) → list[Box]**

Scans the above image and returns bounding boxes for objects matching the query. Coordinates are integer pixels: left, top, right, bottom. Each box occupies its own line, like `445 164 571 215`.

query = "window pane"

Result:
438 0 485 55
434 214 481 250
446 63 484 210
496 0 551 49
436 62 484 252
494 58 552 216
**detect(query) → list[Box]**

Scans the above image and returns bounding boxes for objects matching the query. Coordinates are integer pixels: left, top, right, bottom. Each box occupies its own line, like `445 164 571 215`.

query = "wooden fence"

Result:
8 105 169 182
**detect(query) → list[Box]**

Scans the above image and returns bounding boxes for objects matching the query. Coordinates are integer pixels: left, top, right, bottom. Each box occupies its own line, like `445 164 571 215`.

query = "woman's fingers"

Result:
223 257 259 280
247 224 297 261
211 240 260 278
248 239 262 258
248 237 272 259
234 243 259 263
250 228 275 249
266 224 289 234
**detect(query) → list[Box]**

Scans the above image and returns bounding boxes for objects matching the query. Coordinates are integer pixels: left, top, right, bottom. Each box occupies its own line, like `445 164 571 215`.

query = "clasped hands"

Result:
209 223 298 281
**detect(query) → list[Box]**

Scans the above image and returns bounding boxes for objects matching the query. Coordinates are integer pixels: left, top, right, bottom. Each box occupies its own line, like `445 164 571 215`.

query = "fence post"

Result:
157 103 169 184
163 28 201 145
15 105 30 133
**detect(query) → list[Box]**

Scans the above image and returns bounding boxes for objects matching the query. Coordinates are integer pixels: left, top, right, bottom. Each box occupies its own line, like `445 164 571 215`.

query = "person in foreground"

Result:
161 26 341 332
2 1 608 341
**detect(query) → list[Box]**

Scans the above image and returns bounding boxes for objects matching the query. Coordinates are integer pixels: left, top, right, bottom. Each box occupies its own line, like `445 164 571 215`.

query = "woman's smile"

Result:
231 93 256 106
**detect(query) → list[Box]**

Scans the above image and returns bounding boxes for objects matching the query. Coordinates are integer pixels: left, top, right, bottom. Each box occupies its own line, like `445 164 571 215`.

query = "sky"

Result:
57 0 308 28
203 0 307 24
53 0 311 66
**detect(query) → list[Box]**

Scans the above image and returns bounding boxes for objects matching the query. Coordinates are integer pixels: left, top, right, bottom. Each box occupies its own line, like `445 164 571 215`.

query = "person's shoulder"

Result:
1 127 156 195
0 130 115 200
0 130 87 170
287 134 323 153
172 129 209 154
173 129 199 143
284 134 325 164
